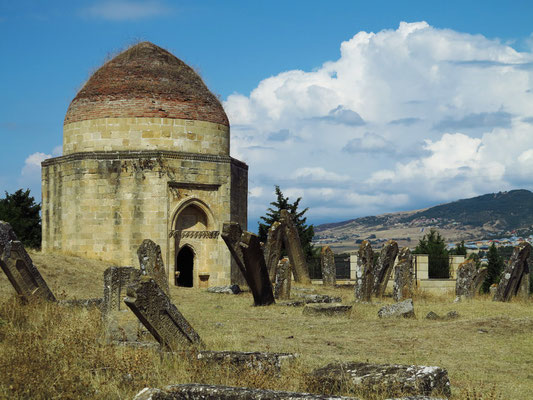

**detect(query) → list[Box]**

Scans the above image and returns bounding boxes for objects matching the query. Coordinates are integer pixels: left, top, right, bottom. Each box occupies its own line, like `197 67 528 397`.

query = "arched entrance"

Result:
175 246 194 287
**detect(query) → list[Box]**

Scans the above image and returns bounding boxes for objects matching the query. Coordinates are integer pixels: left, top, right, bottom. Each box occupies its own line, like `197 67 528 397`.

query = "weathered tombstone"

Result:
263 221 284 281
207 285 241 294
393 247 414 302
197 351 297 375
280 210 311 284
221 222 275 306
320 246 336 286
134 384 361 400
455 260 487 300
354 240 374 302
103 266 142 341
493 242 531 302
0 221 56 302
137 239 169 295
303 303 352 316
311 362 451 398
378 299 415 319
124 276 204 350
274 258 291 300
373 240 399 297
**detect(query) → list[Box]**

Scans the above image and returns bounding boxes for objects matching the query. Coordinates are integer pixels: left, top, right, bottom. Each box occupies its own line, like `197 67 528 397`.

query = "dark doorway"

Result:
176 246 194 287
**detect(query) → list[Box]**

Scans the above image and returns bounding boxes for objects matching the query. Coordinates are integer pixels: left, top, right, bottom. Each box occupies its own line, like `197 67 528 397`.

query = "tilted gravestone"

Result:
137 239 169 295
124 276 204 350
354 240 374 302
103 266 142 341
455 259 487 300
518 272 530 299
494 242 531 302
274 258 291 300
222 222 275 306
280 210 311 284
263 221 284 282
0 221 56 302
320 246 336 286
373 240 399 297
393 247 414 302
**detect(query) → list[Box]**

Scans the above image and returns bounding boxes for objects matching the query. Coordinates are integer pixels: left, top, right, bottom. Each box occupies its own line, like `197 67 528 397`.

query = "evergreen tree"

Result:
482 243 505 293
258 185 315 259
0 189 42 248
451 240 467 256
413 228 450 278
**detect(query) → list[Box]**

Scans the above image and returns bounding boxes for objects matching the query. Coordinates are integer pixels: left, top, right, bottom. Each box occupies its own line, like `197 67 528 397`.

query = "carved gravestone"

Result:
274 258 291 300
455 260 487 300
518 272 530 299
354 240 374 302
320 246 336 286
311 362 451 398
393 247 414 302
378 299 415 319
124 276 204 350
222 222 275 306
264 221 284 281
137 239 169 295
373 240 399 297
494 242 531 302
103 266 142 341
0 221 56 302
280 210 311 284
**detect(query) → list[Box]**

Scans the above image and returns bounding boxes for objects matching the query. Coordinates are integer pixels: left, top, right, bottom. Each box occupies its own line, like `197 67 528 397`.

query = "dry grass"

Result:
1 251 532 399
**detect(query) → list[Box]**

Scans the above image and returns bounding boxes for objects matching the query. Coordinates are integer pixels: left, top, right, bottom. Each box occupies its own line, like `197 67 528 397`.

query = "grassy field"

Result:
0 250 532 399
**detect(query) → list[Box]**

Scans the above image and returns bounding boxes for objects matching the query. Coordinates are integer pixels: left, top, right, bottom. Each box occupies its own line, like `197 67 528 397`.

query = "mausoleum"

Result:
41 42 248 288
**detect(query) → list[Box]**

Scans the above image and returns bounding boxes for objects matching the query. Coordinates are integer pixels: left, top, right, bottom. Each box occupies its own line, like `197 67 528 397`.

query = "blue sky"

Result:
2 1 533 230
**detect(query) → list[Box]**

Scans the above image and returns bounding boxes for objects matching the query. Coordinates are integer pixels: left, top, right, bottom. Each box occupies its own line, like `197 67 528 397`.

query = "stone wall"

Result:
63 118 229 156
42 150 247 287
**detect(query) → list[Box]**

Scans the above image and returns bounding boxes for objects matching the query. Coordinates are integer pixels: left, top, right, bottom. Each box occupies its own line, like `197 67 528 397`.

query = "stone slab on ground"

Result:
378 299 416 319
124 277 204 350
425 311 459 321
0 221 56 302
197 351 296 374
303 303 352 316
310 362 451 398
134 384 360 400
207 285 241 294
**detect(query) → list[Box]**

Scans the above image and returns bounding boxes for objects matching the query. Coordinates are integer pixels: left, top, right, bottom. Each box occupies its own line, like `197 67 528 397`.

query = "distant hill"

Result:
314 190 533 252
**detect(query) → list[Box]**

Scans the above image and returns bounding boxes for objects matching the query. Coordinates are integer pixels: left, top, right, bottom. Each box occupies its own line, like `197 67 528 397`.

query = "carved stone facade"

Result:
41 42 248 288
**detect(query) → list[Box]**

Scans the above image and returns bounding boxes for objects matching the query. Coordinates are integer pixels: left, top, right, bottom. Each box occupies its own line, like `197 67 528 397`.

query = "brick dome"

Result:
64 42 228 126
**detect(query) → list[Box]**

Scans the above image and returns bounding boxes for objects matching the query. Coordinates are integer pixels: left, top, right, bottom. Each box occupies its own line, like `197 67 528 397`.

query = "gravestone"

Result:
263 221 284 281
518 272 530 299
137 239 169 295
378 299 415 319
103 266 142 341
221 223 275 306
373 240 399 297
303 303 352 316
354 240 374 302
0 221 56 302
124 276 204 350
393 247 414 302
493 242 531 302
207 285 241 294
197 351 296 375
280 210 311 284
455 260 487 300
274 258 291 300
320 246 336 286
311 362 451 398
134 384 361 400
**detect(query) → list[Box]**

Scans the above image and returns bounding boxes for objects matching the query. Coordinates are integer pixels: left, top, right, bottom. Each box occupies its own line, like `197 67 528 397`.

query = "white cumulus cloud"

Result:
224 21 533 227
